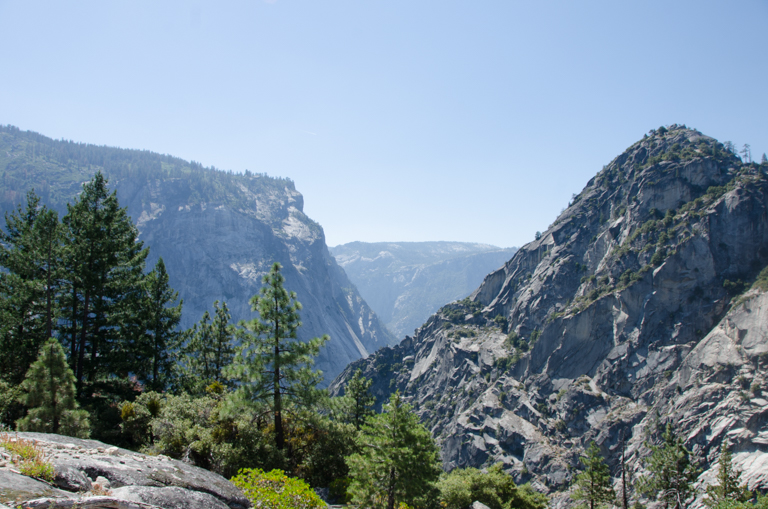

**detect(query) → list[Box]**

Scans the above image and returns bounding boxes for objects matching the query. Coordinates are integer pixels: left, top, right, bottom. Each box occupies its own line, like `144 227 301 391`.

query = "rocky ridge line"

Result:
330 125 768 506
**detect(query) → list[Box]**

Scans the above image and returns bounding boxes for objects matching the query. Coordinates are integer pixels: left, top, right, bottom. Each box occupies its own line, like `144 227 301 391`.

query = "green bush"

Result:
231 468 325 509
438 464 547 509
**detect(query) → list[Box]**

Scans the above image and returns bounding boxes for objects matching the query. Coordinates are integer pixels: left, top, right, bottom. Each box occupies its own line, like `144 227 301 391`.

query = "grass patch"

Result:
0 433 55 482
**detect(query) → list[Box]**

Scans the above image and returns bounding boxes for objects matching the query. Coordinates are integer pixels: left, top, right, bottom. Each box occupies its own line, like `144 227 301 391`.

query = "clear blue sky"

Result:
1 1 766 248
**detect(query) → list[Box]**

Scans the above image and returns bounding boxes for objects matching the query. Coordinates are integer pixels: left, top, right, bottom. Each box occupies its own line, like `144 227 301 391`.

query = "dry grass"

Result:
0 433 55 482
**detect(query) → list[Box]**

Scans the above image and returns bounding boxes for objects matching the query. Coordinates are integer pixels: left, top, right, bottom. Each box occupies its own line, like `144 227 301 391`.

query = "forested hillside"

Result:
0 125 395 384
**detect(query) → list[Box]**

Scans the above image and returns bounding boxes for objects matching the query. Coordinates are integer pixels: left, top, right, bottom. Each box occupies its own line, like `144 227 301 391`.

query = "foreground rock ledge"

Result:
0 432 249 509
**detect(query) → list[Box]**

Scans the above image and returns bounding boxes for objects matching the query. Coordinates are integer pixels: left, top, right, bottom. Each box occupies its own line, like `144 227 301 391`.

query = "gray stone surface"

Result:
331 126 768 505
111 486 231 509
3 433 249 509
0 470 72 505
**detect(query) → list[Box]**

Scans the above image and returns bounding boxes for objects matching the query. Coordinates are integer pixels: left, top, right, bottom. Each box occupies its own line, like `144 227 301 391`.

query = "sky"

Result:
1 1 766 249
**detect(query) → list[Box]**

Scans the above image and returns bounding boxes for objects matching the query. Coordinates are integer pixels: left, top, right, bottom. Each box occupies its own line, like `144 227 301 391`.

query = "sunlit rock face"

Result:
331 126 768 504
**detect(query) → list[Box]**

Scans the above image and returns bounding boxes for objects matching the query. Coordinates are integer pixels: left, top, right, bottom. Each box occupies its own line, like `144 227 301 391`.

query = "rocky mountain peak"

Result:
331 126 768 504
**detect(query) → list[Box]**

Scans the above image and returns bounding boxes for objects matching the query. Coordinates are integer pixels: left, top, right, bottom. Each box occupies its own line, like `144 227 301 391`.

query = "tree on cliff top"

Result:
227 262 329 451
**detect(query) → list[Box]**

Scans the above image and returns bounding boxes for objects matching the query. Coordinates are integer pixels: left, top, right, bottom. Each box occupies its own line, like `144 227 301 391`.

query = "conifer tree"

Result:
0 190 63 385
228 262 329 451
704 444 751 507
348 391 442 509
211 300 236 384
183 300 236 393
637 424 701 509
343 368 375 430
60 172 148 390
16 338 91 438
139 257 183 391
573 441 615 509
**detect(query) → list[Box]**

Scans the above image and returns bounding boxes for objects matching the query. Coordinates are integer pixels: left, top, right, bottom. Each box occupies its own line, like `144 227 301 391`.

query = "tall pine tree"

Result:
60 172 148 391
228 262 328 451
139 257 182 391
0 190 63 385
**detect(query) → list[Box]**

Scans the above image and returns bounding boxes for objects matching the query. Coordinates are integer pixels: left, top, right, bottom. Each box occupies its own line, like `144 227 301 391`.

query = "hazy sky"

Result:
1 1 766 248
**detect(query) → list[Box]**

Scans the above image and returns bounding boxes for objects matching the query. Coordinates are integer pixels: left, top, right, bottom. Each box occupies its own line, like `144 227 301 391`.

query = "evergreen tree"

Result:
348 391 442 509
572 441 615 509
342 368 375 430
637 424 701 509
227 262 329 451
183 300 236 393
60 172 148 391
184 310 215 391
704 444 751 507
210 300 236 384
16 338 91 438
0 190 63 385
139 257 183 391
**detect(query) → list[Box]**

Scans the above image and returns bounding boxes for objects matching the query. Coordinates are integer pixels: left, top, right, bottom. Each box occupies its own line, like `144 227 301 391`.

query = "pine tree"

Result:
227 262 329 450
210 300 236 384
16 338 91 438
343 368 375 430
60 172 148 390
0 190 63 385
139 257 183 391
573 441 615 509
637 424 701 509
704 444 751 507
183 300 236 393
348 391 442 509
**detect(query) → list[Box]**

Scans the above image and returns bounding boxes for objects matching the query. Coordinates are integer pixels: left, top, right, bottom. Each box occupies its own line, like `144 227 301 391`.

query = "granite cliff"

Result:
0 125 395 383
330 242 517 338
331 125 768 505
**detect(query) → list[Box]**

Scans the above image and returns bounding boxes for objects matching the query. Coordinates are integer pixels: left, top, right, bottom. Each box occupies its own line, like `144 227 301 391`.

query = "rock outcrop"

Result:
0 432 249 509
331 241 517 338
331 126 768 505
0 126 395 384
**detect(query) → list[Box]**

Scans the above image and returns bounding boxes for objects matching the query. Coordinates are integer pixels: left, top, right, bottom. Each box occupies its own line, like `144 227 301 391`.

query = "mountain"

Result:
330 242 517 338
330 125 768 503
0 124 395 384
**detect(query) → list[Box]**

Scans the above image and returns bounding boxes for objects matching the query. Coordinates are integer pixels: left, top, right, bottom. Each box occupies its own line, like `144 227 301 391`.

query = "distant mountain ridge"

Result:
330 241 517 338
0 124 395 384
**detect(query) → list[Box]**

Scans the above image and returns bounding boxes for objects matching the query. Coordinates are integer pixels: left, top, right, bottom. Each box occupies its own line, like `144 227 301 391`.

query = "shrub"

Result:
438 463 546 509
231 468 325 509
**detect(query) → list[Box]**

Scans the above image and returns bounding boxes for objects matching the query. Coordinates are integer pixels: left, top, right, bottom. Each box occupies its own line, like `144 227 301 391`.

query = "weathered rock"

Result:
0 470 72 505
111 486 231 509
331 126 768 505
2 433 249 509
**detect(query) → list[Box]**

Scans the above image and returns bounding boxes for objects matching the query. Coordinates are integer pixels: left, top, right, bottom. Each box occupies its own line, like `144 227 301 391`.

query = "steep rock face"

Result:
331 126 768 502
0 432 248 509
331 242 517 337
0 126 395 383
